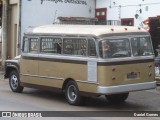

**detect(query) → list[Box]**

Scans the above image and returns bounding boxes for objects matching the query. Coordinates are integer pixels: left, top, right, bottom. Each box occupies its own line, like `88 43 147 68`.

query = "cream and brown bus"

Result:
5 25 156 105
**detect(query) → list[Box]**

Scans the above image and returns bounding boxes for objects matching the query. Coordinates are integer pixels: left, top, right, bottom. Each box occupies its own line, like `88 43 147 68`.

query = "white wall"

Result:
96 0 108 8
21 0 95 42
96 0 160 27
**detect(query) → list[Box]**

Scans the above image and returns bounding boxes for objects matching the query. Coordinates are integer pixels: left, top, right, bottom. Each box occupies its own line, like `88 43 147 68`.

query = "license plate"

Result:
127 72 138 79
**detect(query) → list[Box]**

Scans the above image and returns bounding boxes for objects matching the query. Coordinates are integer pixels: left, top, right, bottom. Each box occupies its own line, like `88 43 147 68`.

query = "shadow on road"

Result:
21 88 150 111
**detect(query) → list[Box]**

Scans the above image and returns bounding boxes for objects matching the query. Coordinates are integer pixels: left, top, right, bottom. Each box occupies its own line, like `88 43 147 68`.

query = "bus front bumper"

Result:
97 81 156 95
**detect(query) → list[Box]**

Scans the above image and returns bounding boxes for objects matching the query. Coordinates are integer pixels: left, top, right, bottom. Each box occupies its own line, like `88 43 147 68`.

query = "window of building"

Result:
101 12 105 16
41 37 62 54
121 18 134 26
63 38 87 56
96 12 100 16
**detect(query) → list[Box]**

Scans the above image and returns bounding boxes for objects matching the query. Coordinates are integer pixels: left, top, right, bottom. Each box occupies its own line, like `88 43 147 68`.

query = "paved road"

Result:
0 73 160 120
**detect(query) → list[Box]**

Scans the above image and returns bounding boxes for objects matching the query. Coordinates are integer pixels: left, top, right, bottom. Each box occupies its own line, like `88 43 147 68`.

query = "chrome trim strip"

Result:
21 74 99 84
22 53 39 57
39 76 64 80
76 80 99 85
97 81 156 94
21 74 64 80
5 60 19 64
97 56 154 63
21 74 38 77
22 52 154 63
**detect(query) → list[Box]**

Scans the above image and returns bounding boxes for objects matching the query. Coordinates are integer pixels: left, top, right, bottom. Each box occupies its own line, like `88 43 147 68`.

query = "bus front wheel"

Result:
65 81 85 106
9 70 24 93
105 93 129 104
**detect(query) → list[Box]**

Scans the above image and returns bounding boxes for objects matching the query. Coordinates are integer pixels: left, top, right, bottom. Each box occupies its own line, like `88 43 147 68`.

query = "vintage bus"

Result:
5 25 156 105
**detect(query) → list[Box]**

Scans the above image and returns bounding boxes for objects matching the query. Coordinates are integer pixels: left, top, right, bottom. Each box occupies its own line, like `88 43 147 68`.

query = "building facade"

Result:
8 0 20 58
4 0 96 60
96 0 160 27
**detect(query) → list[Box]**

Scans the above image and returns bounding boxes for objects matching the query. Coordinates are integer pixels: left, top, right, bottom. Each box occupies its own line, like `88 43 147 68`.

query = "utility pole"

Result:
1 0 8 67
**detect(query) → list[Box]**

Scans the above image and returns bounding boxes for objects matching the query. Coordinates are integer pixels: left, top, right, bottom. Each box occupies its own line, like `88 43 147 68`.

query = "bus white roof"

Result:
25 25 147 36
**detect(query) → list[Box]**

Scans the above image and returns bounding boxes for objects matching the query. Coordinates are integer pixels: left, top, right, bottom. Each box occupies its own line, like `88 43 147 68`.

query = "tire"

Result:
65 81 85 106
9 70 24 93
105 93 129 104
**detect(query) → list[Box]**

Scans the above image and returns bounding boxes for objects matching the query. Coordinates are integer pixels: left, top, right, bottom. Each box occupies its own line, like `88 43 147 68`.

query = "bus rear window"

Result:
99 39 131 58
131 37 154 56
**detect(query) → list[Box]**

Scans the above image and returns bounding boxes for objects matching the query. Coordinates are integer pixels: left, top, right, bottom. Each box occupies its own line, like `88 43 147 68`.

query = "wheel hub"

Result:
11 75 18 89
68 85 77 102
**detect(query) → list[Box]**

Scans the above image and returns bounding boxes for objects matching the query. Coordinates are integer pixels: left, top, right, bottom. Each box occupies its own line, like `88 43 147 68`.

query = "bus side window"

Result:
88 39 97 57
23 37 29 53
41 38 62 54
63 39 73 55
54 38 62 54
30 38 39 53
79 39 87 56
63 38 87 56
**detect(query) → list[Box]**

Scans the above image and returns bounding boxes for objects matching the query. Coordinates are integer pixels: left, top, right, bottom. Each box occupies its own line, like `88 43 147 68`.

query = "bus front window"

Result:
99 39 131 59
131 37 154 56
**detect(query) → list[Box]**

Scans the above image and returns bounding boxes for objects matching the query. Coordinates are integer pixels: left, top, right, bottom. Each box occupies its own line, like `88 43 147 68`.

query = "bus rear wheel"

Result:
9 70 24 93
105 93 129 104
65 81 85 106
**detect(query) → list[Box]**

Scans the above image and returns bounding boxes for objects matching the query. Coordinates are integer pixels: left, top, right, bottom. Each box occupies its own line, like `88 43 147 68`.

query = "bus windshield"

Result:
99 39 131 58
99 37 154 59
